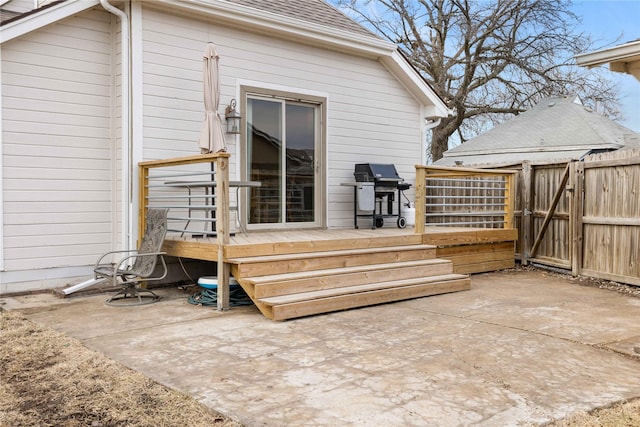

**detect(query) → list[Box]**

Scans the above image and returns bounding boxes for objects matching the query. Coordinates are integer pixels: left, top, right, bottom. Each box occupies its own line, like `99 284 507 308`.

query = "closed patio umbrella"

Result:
198 43 226 154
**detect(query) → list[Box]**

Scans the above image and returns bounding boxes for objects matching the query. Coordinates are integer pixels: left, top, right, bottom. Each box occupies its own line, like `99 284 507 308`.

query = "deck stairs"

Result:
227 237 470 320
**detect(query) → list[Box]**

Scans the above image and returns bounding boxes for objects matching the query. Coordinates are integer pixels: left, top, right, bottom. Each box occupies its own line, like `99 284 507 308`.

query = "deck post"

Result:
215 155 231 311
415 165 426 234
138 163 149 246
504 170 516 229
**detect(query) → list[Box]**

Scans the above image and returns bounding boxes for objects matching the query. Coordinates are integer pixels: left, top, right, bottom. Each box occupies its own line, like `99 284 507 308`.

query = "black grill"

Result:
354 163 403 188
354 163 410 193
350 163 410 229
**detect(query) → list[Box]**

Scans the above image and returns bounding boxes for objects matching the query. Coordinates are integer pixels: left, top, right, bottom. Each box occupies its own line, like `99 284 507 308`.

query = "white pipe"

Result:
421 117 442 165
101 0 132 251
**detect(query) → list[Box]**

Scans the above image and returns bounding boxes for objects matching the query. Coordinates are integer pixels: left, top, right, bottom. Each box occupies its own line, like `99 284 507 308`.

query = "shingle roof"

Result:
225 0 376 38
1 0 65 26
2 1 377 38
436 95 640 166
0 9 22 24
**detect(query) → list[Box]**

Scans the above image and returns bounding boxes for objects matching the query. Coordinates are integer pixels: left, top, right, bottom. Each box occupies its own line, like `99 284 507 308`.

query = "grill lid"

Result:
354 164 402 182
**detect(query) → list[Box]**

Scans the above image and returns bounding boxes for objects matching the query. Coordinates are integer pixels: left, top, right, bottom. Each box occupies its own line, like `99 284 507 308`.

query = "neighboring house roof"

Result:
436 95 640 167
576 39 640 81
0 0 451 118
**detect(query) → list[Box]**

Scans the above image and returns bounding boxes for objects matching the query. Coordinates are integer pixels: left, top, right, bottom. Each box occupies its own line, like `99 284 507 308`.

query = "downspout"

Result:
101 0 132 251
422 116 441 165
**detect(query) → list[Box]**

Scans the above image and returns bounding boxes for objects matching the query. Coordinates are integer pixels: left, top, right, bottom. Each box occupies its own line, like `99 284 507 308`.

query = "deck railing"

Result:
414 165 517 233
138 153 232 309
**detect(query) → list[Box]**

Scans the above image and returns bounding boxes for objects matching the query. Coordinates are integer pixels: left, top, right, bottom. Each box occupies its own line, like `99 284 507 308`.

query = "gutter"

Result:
101 0 132 252
575 39 640 68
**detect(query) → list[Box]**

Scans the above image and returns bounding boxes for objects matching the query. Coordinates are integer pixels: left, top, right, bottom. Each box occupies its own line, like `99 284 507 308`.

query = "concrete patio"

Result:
3 268 640 426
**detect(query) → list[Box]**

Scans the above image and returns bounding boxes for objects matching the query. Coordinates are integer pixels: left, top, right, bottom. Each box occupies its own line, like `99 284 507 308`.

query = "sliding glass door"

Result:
246 95 321 228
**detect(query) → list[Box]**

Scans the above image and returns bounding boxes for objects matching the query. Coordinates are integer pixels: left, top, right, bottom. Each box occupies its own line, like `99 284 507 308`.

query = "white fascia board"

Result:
575 39 640 68
381 50 452 118
1 0 100 43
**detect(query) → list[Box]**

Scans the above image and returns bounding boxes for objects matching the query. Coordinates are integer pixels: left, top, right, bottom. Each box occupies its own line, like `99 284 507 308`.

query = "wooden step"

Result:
259 274 470 321
224 232 425 258
247 259 454 299
228 244 437 277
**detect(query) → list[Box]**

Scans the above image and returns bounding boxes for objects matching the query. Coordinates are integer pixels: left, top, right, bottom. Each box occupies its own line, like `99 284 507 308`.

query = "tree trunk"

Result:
430 124 450 162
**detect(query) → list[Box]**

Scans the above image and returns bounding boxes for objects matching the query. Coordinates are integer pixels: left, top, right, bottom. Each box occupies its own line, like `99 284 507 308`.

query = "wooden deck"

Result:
140 157 518 320
162 227 517 320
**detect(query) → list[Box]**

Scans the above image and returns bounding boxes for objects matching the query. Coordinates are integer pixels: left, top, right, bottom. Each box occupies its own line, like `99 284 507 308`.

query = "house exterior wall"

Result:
139 7 422 228
0 3 427 293
0 8 116 293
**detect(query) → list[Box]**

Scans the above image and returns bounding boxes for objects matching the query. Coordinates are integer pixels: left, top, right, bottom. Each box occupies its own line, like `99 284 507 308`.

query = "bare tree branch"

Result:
335 0 621 161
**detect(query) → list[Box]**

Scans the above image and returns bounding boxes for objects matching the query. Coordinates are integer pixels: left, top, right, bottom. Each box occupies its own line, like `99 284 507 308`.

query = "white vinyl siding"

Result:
140 7 421 228
1 8 114 273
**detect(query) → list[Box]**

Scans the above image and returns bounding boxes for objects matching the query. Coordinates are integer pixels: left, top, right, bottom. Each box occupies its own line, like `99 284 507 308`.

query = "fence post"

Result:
571 162 584 276
215 154 231 311
521 162 532 264
415 165 426 234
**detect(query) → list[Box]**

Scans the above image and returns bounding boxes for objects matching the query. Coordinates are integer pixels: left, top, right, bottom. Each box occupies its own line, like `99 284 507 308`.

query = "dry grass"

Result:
0 310 241 427
544 399 640 427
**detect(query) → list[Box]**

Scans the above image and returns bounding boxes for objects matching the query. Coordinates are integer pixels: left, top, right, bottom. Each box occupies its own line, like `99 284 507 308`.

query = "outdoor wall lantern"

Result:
225 98 242 134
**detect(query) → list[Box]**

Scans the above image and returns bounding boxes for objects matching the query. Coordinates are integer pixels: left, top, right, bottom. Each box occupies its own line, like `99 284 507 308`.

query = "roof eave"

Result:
1 0 100 43
380 51 452 118
575 39 640 68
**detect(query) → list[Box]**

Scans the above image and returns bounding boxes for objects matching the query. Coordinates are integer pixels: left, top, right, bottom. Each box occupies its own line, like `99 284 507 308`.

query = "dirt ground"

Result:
0 310 241 427
2 265 640 426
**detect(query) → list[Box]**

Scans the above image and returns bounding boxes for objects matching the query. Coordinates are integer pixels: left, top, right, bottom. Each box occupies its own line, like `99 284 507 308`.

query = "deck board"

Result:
267 277 471 321
162 226 517 272
163 227 513 255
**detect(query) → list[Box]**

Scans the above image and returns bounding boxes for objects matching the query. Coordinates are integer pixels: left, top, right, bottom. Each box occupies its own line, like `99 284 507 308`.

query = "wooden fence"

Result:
500 149 640 286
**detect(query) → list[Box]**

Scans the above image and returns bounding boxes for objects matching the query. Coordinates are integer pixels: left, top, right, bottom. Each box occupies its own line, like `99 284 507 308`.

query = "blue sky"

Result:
572 0 640 131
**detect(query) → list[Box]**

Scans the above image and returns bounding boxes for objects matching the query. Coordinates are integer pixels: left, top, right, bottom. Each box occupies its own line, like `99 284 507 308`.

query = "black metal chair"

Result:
95 208 169 306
